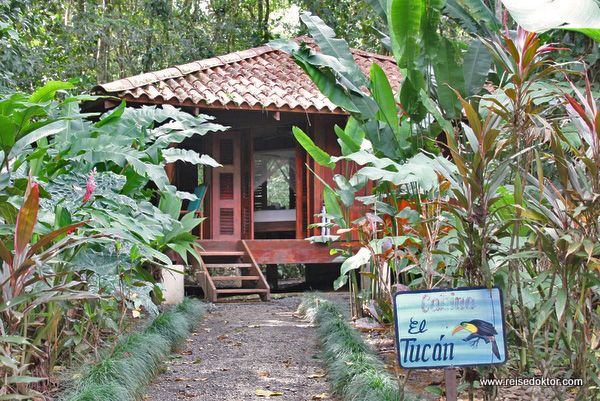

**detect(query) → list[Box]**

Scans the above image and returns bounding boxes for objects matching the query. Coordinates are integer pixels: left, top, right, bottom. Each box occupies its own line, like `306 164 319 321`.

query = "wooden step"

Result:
198 251 245 256
194 240 271 302
211 275 260 281
215 288 269 295
204 263 253 268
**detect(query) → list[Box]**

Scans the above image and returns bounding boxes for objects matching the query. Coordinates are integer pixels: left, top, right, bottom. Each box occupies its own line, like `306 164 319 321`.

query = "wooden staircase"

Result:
192 240 270 302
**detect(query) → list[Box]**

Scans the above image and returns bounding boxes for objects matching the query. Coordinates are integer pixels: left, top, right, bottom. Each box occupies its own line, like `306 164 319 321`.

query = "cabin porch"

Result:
190 239 341 302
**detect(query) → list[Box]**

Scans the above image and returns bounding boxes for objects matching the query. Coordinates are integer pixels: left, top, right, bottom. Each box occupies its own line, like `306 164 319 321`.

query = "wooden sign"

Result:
393 286 507 369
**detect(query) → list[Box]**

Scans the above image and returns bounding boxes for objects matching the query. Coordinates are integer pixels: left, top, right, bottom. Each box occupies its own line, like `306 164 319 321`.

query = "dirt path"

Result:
144 294 341 401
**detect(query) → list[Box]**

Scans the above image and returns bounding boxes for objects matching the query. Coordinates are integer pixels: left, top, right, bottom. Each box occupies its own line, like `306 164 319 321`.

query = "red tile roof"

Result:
92 38 401 114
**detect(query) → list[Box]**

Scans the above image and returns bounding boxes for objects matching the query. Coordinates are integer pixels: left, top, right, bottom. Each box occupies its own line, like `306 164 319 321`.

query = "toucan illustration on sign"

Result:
393 286 506 369
452 319 501 360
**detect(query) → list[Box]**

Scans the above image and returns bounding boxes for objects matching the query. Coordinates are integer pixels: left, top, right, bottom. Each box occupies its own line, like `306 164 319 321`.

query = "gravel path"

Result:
144 294 341 401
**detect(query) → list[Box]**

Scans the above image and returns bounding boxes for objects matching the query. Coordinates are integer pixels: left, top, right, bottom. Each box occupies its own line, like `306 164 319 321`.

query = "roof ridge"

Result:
95 44 279 93
91 36 402 114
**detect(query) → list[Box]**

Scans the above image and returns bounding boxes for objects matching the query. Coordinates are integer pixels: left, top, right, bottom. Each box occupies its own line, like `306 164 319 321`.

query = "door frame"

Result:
210 131 242 239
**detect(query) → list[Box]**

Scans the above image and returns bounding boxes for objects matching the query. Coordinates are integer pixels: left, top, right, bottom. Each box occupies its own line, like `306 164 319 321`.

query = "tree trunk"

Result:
96 0 110 83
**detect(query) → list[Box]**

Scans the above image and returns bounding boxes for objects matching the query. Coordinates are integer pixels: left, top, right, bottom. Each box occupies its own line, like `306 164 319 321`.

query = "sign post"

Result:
393 287 506 398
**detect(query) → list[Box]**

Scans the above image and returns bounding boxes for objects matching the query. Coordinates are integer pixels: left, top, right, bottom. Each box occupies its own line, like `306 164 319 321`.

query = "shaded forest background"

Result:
0 0 386 93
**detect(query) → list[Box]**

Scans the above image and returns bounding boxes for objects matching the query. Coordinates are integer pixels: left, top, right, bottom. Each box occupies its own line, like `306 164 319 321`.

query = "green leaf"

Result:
341 247 371 275
334 175 356 206
367 0 388 19
334 123 361 155
555 287 568 321
9 120 66 161
370 63 399 132
95 100 126 128
399 70 427 122
425 386 444 396
333 274 349 290
534 295 557 335
444 0 482 34
299 11 355 69
422 0 443 58
0 336 31 344
162 148 221 167
463 38 493 95
434 38 466 119
0 115 16 150
292 126 334 169
389 0 424 70
28 81 74 103
501 0 600 41
6 376 46 384
420 89 455 135
462 0 501 29
323 186 344 226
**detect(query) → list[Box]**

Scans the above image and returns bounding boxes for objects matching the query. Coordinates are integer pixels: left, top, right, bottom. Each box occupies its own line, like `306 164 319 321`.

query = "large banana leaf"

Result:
461 0 501 30
270 15 378 119
366 0 388 20
299 12 360 75
388 0 424 70
334 119 363 156
422 0 444 60
433 37 467 119
463 38 493 95
292 126 334 169
162 148 221 167
370 63 399 132
444 0 483 34
501 0 600 42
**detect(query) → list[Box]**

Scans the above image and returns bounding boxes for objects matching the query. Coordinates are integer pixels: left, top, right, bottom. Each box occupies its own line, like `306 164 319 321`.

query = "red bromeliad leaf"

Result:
14 182 39 258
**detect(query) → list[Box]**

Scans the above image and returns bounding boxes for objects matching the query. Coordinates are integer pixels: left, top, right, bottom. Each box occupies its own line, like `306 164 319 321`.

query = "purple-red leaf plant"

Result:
0 178 89 312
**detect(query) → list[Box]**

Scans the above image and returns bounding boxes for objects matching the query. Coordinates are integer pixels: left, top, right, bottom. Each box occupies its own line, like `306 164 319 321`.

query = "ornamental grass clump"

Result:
65 384 129 401
60 298 204 401
299 293 414 401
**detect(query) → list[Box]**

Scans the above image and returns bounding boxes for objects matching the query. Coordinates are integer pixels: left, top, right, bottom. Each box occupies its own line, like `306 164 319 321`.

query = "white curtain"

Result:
253 149 296 189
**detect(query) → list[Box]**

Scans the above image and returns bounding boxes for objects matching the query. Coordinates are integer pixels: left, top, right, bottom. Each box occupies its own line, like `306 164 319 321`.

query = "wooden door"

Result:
211 132 241 239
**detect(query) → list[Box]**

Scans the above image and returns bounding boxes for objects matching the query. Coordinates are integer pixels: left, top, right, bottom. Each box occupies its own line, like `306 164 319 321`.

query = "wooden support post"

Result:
444 368 458 401
266 264 278 291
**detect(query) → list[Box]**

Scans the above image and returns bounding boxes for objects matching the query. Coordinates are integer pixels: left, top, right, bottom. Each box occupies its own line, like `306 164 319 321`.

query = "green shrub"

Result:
59 298 204 401
300 292 413 401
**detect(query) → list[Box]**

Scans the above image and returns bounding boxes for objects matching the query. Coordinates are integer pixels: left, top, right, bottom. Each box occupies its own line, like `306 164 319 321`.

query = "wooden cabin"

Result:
87 38 401 301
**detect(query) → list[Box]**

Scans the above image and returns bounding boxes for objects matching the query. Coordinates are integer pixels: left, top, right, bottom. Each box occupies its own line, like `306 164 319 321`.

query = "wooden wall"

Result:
179 108 352 241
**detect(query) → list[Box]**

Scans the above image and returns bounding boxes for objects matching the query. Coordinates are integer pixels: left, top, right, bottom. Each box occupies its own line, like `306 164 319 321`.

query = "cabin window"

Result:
253 149 296 210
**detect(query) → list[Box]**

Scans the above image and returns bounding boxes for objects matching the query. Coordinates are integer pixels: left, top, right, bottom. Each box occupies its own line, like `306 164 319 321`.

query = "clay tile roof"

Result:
92 37 401 114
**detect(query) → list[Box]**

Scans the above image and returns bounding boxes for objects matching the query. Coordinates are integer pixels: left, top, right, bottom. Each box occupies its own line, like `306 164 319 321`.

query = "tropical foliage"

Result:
0 0 384 94
278 0 600 399
0 81 224 398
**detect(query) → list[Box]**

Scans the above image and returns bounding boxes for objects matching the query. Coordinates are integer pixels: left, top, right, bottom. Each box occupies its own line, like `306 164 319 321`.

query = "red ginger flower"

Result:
83 168 97 204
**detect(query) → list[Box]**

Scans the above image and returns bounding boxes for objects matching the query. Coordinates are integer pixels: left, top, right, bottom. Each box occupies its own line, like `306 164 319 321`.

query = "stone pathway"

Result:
143 295 337 400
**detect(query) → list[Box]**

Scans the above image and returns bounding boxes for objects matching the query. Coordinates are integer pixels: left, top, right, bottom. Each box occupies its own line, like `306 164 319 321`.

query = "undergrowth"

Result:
58 298 204 401
299 292 415 401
